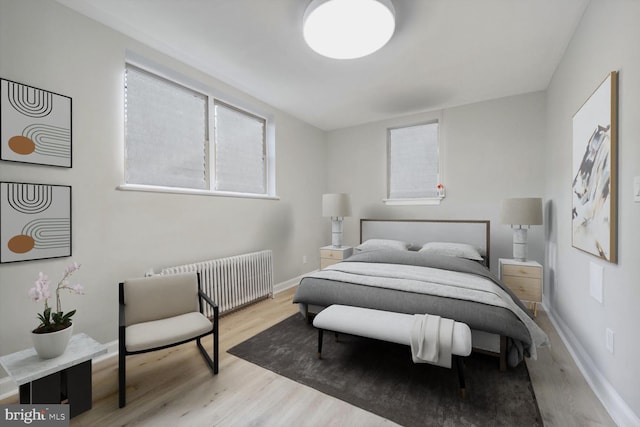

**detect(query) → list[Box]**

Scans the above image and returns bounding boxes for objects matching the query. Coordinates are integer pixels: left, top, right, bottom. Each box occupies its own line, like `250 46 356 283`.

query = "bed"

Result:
293 219 549 369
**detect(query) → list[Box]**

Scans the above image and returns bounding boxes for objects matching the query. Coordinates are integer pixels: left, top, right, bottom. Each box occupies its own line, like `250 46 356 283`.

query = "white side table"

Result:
0 333 107 418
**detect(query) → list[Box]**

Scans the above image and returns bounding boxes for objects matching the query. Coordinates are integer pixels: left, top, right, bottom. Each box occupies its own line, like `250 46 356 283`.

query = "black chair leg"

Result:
197 337 217 374
118 349 126 408
214 335 219 374
455 356 466 398
213 309 219 374
317 329 324 359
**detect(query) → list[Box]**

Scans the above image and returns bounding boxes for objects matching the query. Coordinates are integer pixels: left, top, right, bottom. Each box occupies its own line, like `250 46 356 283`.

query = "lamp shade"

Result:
500 198 543 225
322 193 352 217
303 0 396 59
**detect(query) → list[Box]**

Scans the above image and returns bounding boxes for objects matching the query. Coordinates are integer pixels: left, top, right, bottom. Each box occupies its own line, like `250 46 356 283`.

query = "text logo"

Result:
1 405 69 426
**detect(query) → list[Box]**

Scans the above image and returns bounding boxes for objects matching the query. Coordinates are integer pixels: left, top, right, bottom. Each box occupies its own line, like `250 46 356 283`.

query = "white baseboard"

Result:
544 303 640 427
0 377 15 401
273 271 315 295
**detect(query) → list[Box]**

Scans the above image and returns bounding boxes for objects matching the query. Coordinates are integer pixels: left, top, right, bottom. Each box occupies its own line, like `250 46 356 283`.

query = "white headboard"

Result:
360 219 491 264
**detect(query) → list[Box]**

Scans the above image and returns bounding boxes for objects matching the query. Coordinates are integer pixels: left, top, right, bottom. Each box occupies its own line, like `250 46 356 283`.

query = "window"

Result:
125 65 208 190
214 101 266 194
386 121 442 205
123 62 275 199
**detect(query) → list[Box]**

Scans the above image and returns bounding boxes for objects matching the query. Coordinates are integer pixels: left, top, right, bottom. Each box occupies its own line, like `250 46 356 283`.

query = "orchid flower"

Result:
29 262 84 333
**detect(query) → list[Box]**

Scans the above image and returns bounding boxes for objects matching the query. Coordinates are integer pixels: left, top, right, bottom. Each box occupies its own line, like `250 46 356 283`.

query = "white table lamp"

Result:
501 198 543 261
322 193 352 247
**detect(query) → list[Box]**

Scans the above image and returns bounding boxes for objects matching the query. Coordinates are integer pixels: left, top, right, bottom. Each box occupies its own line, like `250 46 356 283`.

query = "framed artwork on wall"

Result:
571 71 618 263
0 182 72 263
0 78 72 167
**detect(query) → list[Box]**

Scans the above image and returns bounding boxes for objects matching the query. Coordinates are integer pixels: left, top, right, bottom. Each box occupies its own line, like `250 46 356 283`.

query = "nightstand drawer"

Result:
320 247 353 260
503 276 542 302
320 249 343 260
502 264 542 279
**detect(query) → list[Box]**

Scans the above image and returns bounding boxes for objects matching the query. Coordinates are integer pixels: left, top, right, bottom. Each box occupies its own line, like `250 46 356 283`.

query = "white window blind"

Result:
122 59 276 199
388 122 440 199
125 65 208 189
214 101 266 194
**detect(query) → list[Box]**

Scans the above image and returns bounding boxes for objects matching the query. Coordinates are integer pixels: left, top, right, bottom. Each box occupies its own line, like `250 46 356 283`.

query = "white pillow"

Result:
419 242 483 261
355 239 410 252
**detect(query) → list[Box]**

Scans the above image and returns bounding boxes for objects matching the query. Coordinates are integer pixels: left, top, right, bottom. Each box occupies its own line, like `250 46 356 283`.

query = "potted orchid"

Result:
29 262 84 358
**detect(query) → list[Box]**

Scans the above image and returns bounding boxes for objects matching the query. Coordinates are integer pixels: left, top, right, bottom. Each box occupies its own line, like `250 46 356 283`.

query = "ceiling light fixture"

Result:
303 0 396 60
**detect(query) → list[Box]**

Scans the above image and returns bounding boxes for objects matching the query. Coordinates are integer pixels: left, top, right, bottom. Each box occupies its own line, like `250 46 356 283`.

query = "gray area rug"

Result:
228 314 542 427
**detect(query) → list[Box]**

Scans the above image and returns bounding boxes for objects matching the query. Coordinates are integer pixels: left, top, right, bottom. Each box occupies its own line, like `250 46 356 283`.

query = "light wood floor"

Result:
2 287 616 426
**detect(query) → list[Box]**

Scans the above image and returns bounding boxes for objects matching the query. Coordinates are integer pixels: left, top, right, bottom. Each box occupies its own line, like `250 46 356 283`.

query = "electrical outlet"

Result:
606 328 614 354
302 255 308 264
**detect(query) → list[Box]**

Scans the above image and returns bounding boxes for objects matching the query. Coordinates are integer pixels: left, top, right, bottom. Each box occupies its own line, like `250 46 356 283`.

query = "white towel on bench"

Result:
411 314 454 368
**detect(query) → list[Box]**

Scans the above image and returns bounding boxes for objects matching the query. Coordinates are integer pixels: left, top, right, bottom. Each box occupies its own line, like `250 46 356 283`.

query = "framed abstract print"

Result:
0 78 72 167
0 182 72 263
571 71 618 263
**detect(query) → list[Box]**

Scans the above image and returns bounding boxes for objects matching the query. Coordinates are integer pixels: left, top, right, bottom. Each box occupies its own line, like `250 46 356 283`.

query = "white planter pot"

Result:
31 324 73 359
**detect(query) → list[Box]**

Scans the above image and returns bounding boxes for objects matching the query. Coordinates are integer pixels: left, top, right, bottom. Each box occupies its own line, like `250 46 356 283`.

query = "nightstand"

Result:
320 246 353 269
498 258 542 317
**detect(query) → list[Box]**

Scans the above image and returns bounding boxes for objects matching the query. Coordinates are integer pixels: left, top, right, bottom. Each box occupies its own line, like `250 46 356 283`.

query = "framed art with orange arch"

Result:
1 78 72 168
0 182 72 263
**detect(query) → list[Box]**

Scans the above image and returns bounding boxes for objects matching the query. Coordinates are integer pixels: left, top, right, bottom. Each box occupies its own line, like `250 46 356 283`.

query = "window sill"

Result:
117 184 280 200
383 197 444 206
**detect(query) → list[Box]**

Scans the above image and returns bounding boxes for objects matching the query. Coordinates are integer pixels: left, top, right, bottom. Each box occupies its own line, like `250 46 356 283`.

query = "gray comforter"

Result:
293 249 548 367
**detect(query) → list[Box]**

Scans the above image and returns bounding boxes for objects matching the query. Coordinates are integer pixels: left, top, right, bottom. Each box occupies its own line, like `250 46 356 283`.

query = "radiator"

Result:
160 250 273 316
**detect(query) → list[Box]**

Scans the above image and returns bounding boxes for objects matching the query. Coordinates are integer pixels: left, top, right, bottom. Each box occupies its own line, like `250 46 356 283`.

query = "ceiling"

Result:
56 0 589 131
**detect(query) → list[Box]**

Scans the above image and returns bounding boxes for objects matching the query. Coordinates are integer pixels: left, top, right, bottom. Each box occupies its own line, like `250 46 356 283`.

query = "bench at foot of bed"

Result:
312 304 472 397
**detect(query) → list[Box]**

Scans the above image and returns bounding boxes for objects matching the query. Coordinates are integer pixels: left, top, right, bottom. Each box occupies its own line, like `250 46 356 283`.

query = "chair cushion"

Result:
123 273 200 326
125 312 213 353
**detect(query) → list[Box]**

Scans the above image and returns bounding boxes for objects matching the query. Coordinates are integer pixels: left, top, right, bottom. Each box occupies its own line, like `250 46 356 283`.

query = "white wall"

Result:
545 1 640 424
326 92 547 273
0 0 327 355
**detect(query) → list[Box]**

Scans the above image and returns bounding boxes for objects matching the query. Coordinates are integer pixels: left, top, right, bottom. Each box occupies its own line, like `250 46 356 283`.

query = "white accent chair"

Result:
118 272 218 408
